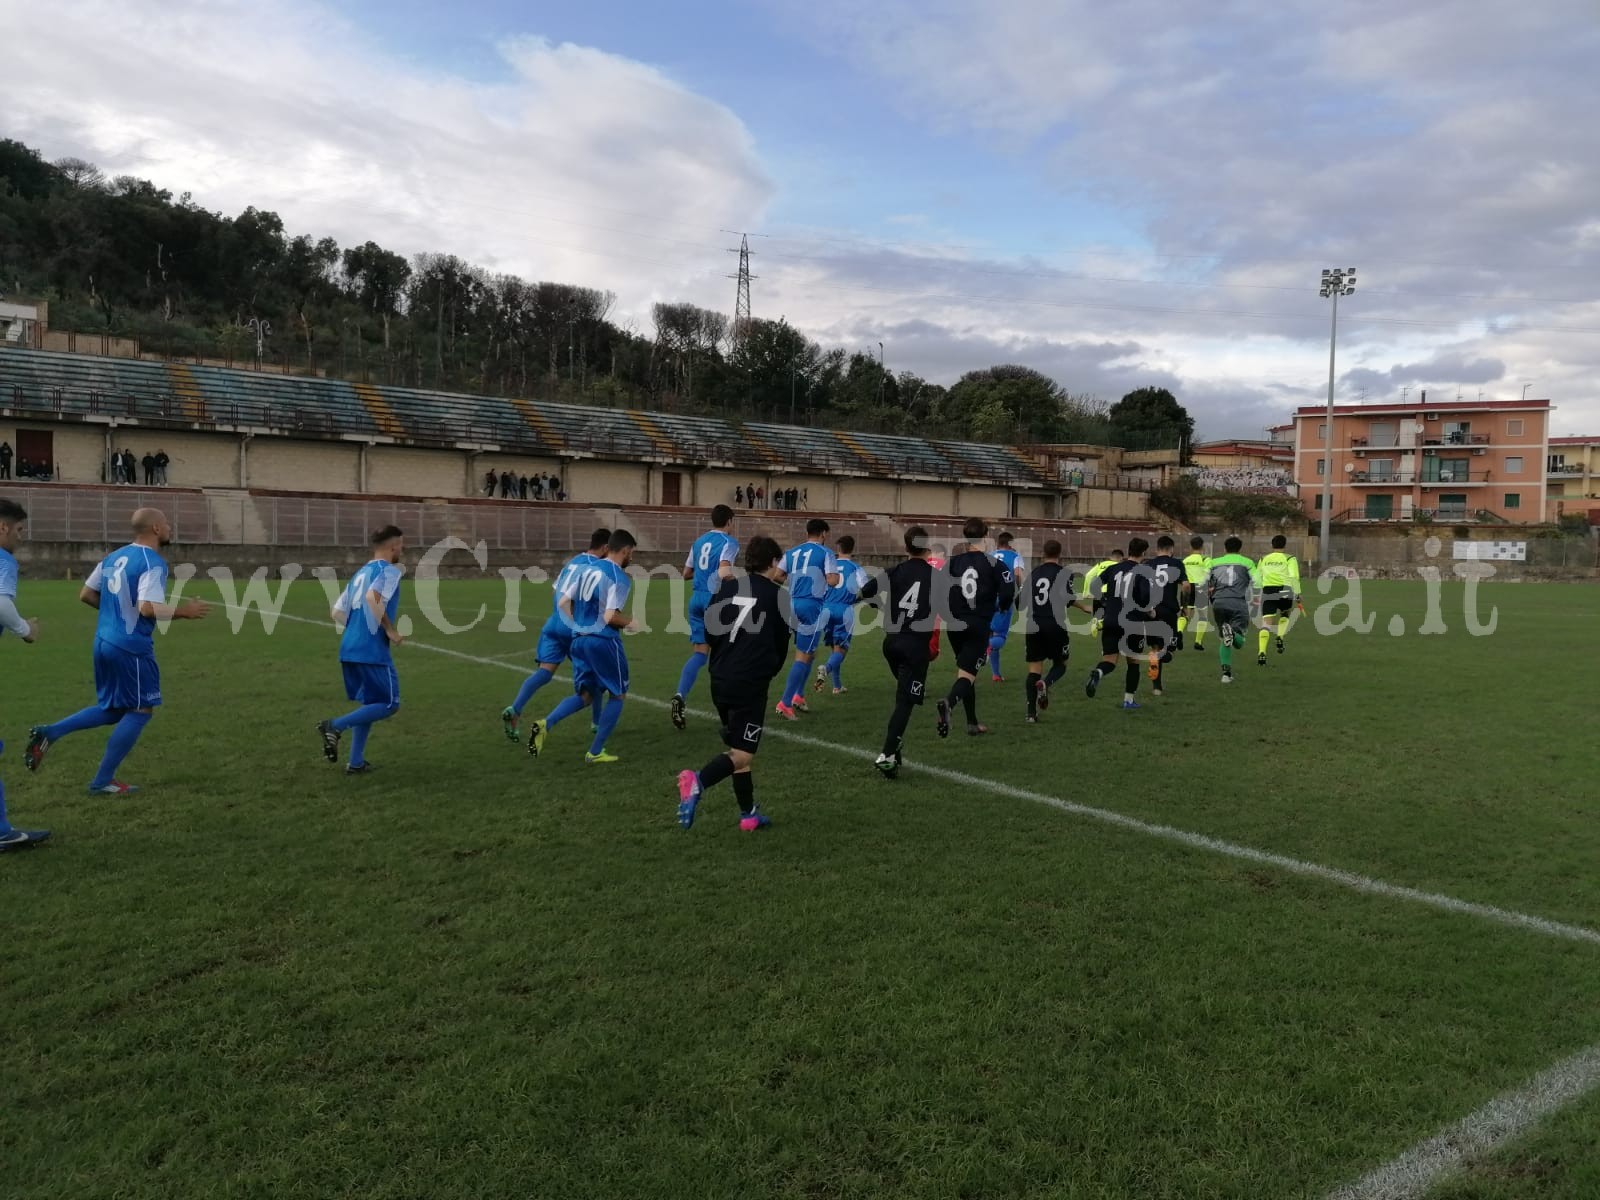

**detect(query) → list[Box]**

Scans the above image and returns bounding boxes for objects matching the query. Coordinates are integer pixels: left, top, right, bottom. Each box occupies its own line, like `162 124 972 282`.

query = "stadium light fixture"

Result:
1317 267 1356 561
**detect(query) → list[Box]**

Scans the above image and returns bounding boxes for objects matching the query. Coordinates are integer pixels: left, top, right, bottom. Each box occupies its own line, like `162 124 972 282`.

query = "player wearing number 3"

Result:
671 505 738 731
26 507 210 794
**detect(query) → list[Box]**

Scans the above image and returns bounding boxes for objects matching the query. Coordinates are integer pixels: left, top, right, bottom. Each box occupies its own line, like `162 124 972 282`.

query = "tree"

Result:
1107 387 1194 453
342 241 411 350
54 156 105 191
942 365 1069 443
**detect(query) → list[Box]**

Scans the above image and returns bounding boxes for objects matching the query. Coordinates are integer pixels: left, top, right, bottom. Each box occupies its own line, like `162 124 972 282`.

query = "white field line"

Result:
252 606 1600 951
1324 1040 1600 1199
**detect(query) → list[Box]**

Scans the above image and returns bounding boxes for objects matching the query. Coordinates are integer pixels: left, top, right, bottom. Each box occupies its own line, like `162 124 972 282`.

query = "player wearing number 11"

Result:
775 519 840 720
26 508 210 794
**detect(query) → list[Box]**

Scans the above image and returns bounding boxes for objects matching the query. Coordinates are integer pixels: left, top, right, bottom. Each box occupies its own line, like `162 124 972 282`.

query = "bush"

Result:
1215 492 1309 530
1150 475 1203 524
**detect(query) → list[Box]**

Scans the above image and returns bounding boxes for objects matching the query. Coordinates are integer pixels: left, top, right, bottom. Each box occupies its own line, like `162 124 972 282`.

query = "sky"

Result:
5 0 1599 437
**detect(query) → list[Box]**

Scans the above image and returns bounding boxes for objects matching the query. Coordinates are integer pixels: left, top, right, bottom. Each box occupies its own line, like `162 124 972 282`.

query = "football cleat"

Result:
1257 652 1268 666
791 696 810 713
88 780 139 796
316 719 340 763
935 699 950 739
775 701 799 722
967 723 989 736
676 769 701 829
990 674 1006 684
345 762 378 776
1221 670 1233 684
0 828 50 851
670 693 687 731
526 720 546 758
1024 715 1040 724
23 727 50 773
1085 671 1100 699
1174 633 1185 651
1120 700 1141 712
738 810 772 832
814 666 829 693
585 751 620 765
501 706 520 742
873 753 899 779
1276 636 1286 655
1151 688 1164 698
1036 679 1049 711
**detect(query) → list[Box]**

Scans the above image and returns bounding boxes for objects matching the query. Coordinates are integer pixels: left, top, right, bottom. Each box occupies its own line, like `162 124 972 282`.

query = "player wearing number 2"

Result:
26 507 210 794
775 519 840 720
671 505 738 730
676 536 790 832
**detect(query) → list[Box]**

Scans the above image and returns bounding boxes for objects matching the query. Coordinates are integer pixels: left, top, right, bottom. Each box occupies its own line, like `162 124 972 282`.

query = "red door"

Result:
662 471 683 507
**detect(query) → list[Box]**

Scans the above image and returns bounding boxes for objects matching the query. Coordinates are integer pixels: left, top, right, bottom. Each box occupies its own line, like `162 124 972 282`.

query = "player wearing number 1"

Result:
1206 536 1256 684
775 519 840 720
671 505 738 730
676 536 790 832
25 507 210 794
856 526 936 777
939 517 1015 737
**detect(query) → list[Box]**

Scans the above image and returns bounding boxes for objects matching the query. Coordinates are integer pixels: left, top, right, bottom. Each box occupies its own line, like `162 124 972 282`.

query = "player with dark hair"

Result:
502 528 609 741
987 531 1025 683
857 526 936 777
775 518 840 719
0 498 48 849
676 536 790 832
1084 537 1151 711
1180 534 1211 651
527 529 636 763
316 525 406 773
937 516 1015 737
1207 536 1256 684
1145 535 1187 696
1083 546 1122 635
1023 539 1088 723
815 534 868 696
27 507 211 793
1256 533 1303 664
672 505 738 729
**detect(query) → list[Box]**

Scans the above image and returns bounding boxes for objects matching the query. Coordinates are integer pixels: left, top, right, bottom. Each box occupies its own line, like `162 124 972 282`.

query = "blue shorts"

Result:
688 590 711 645
342 661 400 706
571 636 629 698
990 609 1014 640
792 599 827 656
94 638 162 711
824 604 855 650
535 616 573 666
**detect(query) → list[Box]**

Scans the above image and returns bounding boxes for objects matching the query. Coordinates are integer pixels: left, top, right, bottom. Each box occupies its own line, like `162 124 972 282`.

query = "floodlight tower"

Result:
1317 267 1356 564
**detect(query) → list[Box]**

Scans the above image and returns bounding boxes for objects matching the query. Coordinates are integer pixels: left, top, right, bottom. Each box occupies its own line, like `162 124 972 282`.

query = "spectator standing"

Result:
756 486 766 508
735 485 744 506
0 441 11 479
549 474 561 498
123 449 137 485
746 481 756 508
484 469 497 497
155 449 170 484
142 451 157 485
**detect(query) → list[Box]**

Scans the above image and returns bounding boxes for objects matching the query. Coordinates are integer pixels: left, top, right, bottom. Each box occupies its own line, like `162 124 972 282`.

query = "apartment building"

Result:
1545 435 1600 521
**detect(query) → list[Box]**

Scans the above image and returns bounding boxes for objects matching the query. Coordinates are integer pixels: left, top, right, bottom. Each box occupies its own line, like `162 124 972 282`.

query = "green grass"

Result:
3 576 1598 1199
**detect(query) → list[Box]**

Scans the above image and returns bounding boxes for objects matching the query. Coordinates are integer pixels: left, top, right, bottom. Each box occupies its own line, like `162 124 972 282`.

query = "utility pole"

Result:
1318 267 1357 564
725 233 757 349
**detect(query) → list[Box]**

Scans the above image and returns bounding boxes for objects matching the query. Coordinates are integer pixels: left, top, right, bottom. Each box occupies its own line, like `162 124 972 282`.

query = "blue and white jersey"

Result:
781 541 838 606
993 547 1025 578
0 546 24 641
685 530 738 594
86 543 169 654
335 558 404 665
548 552 596 625
823 558 868 608
563 557 632 640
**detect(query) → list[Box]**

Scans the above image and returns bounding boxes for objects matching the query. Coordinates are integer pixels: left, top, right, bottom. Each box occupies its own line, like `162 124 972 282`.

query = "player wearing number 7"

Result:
25 507 210 794
671 505 738 730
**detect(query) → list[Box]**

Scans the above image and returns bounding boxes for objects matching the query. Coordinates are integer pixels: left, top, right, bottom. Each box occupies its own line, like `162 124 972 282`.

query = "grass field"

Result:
3 572 1599 1199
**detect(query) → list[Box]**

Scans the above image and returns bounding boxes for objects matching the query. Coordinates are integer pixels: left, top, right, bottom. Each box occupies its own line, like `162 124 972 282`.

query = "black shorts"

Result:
1104 619 1164 658
883 635 931 705
1262 588 1294 616
711 683 768 755
1180 582 1197 607
947 626 987 675
1025 627 1069 664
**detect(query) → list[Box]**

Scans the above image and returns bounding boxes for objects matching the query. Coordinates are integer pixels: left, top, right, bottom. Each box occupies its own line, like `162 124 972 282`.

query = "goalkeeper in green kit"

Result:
1205 537 1256 685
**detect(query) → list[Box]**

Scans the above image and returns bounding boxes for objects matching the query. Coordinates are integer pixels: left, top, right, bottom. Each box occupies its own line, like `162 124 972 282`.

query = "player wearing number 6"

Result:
938 517 1015 737
676 536 790 832
775 519 840 720
25 507 210 794
671 505 738 730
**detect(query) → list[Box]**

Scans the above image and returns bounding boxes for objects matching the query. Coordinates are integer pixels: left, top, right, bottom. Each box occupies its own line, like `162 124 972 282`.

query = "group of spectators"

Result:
107 448 171 485
1184 466 1293 493
0 442 58 481
735 484 807 510
486 469 565 502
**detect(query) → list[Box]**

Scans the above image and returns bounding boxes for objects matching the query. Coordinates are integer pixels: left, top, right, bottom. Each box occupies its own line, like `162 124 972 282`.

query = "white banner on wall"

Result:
1452 540 1527 561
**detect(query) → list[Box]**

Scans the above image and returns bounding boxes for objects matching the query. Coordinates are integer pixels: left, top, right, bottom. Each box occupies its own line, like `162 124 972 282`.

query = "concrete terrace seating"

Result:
529 400 656 458
745 423 871 475
845 431 957 479
188 367 376 434
934 440 1048 486
647 412 764 466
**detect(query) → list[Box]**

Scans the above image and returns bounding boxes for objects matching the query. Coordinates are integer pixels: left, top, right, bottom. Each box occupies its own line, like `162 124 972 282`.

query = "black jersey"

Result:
945 548 1015 630
859 556 935 637
1028 561 1074 632
705 573 791 690
1098 559 1155 627
1145 555 1186 616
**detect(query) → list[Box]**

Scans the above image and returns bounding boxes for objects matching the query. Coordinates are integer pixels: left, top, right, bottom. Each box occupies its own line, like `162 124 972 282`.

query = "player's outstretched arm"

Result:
0 593 36 642
139 597 210 621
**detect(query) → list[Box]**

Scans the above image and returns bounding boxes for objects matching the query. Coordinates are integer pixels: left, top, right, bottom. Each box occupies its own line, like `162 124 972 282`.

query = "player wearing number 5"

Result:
671 505 738 730
775 518 840 720
676 536 790 831
26 508 210 794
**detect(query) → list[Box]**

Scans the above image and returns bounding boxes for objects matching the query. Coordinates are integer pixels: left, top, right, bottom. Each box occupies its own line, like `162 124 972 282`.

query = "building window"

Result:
1317 423 1327 441
1369 457 1395 480
1423 455 1471 483
1506 456 1523 474
1508 418 1524 436
1314 493 1324 511
1316 458 1326 476
1506 492 1521 510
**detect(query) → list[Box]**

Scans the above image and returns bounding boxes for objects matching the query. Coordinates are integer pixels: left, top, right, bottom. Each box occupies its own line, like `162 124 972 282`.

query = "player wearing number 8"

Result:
671 505 738 730
25 508 210 794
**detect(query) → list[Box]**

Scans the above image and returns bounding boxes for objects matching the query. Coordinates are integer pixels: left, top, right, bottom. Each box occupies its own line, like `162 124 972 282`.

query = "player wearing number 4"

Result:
671 506 737 731
26 507 210 795
677 536 790 832
775 519 840 720
0 499 49 850
855 526 937 777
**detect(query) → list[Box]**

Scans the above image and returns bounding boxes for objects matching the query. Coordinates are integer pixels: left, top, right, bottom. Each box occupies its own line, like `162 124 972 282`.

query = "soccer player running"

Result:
1023 539 1089 723
986 531 1025 683
1083 546 1122 635
318 525 406 774
775 518 840 720
0 498 48 850
527 529 636 763
1206 536 1257 684
676 536 790 832
1083 537 1152 711
503 528 610 741
938 517 1015 737
26 507 210 794
1179 535 1211 651
1255 533 1303 665
815 534 868 696
856 526 936 777
671 506 737 729
1145 535 1188 696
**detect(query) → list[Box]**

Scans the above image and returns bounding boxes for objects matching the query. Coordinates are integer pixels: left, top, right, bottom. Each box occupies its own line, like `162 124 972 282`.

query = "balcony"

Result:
1349 435 1403 449
1420 432 1491 447
1548 464 1586 476
1349 470 1414 484
1418 470 1491 486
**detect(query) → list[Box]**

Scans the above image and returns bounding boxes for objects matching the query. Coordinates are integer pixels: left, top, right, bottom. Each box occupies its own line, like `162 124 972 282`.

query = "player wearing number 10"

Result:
26 507 210 794
672 505 738 731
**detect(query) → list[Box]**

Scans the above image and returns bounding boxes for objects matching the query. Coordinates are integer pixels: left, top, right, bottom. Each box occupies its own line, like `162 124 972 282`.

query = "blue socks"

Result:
511 667 554 715
42 705 120 743
544 693 589 730
590 698 624 756
350 723 372 767
0 780 10 833
331 702 399 733
675 651 707 699
988 638 1005 678
825 651 845 690
780 660 809 707
90 711 151 790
